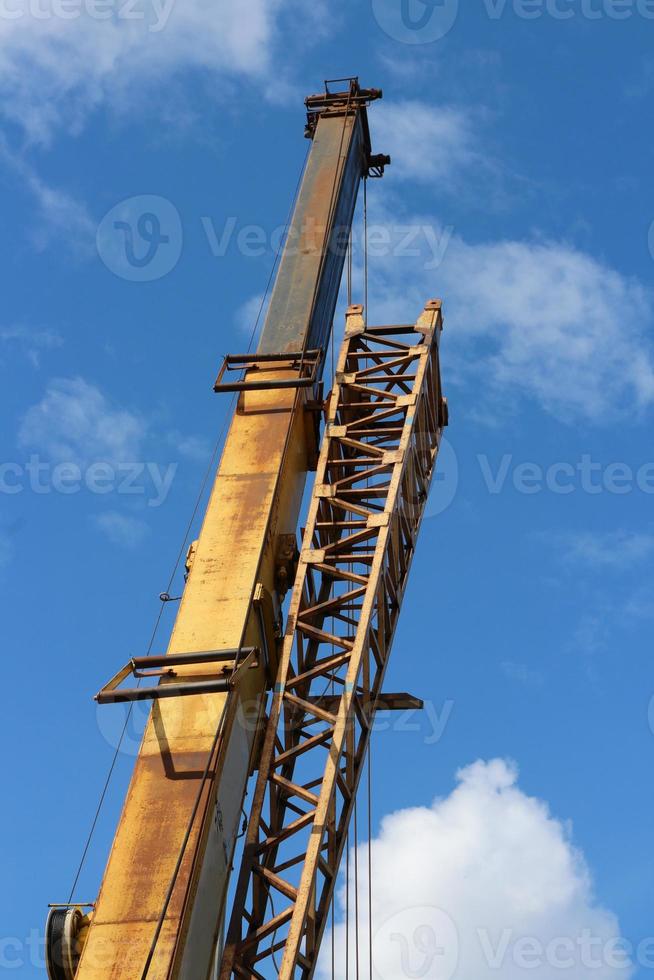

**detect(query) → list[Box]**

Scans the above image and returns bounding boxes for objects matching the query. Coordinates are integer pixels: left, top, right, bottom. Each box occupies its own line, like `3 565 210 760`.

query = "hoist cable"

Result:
367 741 373 979
354 799 360 980
345 829 350 980
363 177 369 327
347 227 353 308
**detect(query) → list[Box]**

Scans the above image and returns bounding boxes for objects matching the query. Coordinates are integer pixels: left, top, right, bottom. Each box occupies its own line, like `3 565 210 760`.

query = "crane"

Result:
45 77 447 980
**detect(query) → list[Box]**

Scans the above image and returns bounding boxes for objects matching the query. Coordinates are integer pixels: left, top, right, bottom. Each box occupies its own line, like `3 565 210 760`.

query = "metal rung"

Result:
95 648 258 705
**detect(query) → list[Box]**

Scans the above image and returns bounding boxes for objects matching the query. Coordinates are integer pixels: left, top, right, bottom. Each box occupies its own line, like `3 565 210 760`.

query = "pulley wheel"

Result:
46 907 83 980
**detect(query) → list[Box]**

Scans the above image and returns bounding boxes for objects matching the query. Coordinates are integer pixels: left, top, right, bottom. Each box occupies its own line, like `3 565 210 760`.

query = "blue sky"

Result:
1 1 653 977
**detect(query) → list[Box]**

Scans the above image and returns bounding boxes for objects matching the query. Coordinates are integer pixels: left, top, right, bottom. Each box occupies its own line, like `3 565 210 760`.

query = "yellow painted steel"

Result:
76 374 312 979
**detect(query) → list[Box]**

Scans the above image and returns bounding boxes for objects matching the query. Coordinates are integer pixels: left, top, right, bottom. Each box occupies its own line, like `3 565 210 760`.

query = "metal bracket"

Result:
311 692 424 715
365 152 391 178
94 648 258 705
304 77 383 146
213 350 322 394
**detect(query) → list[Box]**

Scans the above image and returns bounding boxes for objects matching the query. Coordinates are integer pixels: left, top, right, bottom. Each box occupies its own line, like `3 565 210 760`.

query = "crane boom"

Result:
219 302 446 979
52 80 389 980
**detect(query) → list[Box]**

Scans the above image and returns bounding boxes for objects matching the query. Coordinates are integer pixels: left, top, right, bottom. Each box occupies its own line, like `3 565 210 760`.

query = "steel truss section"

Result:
220 300 447 980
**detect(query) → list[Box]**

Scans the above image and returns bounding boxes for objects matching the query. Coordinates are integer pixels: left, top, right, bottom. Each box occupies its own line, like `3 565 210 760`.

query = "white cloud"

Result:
372 102 478 185
0 324 63 367
0 0 323 143
321 759 631 980
624 586 654 621
166 430 210 462
361 211 654 422
558 531 654 570
235 292 268 339
18 376 146 463
0 136 95 251
569 613 610 657
443 238 654 420
25 166 96 251
94 510 149 548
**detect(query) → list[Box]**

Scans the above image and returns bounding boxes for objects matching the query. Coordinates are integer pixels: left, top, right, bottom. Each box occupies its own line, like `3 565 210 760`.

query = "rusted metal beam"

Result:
257 78 387 361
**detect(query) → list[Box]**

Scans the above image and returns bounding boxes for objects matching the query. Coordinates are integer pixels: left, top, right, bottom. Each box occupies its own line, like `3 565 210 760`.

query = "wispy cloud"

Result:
0 324 63 367
166 430 211 463
361 207 654 423
235 293 268 339
624 586 654 621
18 376 147 464
558 530 654 570
0 0 330 144
0 136 95 253
373 102 480 186
19 375 214 480
93 510 149 549
570 613 610 657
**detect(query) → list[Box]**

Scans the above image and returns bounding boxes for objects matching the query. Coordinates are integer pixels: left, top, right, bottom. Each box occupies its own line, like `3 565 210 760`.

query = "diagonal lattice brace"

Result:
220 299 447 980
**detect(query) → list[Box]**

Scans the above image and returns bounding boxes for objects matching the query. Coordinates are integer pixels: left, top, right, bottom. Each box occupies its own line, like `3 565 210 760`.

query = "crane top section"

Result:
257 77 389 362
